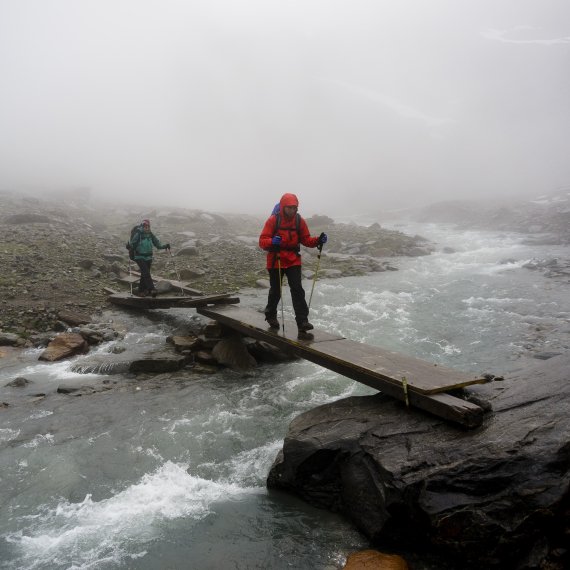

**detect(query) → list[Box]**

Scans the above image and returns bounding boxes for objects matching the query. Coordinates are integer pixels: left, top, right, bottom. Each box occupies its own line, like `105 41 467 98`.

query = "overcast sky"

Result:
1 1 569 216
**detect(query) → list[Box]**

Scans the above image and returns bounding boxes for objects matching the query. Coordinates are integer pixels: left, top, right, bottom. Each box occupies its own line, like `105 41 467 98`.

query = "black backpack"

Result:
125 225 141 260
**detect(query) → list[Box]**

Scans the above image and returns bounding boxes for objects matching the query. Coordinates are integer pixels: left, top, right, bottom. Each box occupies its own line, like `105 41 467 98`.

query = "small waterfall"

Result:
70 358 133 375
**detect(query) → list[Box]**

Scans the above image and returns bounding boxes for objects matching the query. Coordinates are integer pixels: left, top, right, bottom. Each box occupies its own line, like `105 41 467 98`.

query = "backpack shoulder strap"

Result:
273 213 280 235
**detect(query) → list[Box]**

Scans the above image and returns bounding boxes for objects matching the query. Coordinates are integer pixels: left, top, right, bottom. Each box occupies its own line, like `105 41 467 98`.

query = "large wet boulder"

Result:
0 332 22 347
38 333 89 361
212 335 257 371
267 354 570 569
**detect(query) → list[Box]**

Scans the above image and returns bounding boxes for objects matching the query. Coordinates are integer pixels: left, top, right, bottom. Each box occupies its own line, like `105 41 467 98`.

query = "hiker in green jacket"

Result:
130 219 170 297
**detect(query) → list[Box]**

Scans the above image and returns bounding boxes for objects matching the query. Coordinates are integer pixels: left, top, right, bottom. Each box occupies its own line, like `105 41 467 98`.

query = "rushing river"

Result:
1 223 568 570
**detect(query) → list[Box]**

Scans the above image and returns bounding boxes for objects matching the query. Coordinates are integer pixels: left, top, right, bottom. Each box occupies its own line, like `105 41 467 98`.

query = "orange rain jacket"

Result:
259 193 320 269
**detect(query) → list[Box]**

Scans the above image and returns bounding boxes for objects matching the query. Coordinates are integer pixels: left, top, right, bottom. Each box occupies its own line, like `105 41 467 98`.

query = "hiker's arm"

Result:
259 217 276 251
299 219 320 248
151 233 167 249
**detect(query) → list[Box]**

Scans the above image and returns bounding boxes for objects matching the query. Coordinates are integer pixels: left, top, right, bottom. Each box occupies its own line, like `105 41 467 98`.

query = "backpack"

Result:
273 212 301 254
126 225 141 260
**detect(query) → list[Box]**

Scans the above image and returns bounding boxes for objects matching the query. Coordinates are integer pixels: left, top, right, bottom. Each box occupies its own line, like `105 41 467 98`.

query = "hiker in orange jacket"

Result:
259 193 327 336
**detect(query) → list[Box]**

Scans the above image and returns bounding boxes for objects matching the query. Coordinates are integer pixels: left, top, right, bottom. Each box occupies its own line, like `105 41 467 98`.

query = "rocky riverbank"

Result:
0 190 432 344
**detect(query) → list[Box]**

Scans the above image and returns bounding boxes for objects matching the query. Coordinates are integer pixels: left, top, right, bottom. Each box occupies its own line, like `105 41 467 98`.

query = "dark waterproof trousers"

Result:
265 265 309 326
135 258 154 293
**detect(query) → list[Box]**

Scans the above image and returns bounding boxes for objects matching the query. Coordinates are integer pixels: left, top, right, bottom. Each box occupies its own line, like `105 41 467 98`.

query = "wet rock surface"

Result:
267 353 570 570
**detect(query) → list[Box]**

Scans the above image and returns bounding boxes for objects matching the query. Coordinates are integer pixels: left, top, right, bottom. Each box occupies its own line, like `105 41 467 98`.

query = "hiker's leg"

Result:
135 259 146 291
286 266 309 325
136 259 153 292
264 268 282 318
146 259 156 292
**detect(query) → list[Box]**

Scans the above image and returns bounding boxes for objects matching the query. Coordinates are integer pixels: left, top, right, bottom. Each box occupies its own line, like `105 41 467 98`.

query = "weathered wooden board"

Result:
106 290 239 310
197 305 486 428
119 271 204 296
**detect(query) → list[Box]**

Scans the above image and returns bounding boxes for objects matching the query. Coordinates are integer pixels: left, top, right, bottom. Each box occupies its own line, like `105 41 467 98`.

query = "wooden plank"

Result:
310 339 485 394
198 305 485 394
119 272 204 296
197 305 485 428
107 291 239 310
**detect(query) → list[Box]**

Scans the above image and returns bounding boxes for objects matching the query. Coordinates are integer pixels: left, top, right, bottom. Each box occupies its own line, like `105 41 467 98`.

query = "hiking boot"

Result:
265 315 280 330
297 320 314 332
297 330 314 341
150 289 157 298
138 290 149 297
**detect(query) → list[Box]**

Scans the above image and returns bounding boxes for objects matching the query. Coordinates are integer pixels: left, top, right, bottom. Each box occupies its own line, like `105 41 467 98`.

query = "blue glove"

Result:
318 232 328 245
271 235 282 246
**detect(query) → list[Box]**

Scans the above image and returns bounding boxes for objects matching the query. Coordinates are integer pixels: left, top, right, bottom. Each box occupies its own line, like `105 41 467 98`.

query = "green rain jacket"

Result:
130 226 168 261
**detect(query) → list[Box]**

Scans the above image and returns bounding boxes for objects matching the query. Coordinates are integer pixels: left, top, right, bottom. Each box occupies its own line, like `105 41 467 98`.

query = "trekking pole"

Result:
308 242 324 311
128 258 134 296
168 248 185 296
277 251 285 335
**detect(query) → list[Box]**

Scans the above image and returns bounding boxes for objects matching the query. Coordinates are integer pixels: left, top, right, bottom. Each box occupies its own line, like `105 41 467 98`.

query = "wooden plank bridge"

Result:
105 289 239 310
105 277 488 428
197 305 488 428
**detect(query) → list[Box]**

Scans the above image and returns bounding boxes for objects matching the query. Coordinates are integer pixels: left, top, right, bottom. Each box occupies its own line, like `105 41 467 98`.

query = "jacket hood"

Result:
279 193 299 210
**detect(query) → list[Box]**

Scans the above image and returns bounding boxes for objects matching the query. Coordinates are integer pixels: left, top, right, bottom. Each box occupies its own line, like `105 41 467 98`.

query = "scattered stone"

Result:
129 352 187 373
102 253 124 263
343 550 409 570
167 335 201 352
321 269 343 278
28 394 46 403
176 246 199 256
78 328 104 345
204 321 223 338
38 332 89 361
5 377 32 388
155 280 175 294
78 259 94 269
533 351 562 360
179 268 205 279
212 335 257 371
57 384 83 394
0 332 21 346
191 363 218 374
194 350 218 365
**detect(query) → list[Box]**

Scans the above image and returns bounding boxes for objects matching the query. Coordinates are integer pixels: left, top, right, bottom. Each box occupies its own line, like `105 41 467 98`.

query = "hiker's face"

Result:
283 205 297 218
143 223 150 231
